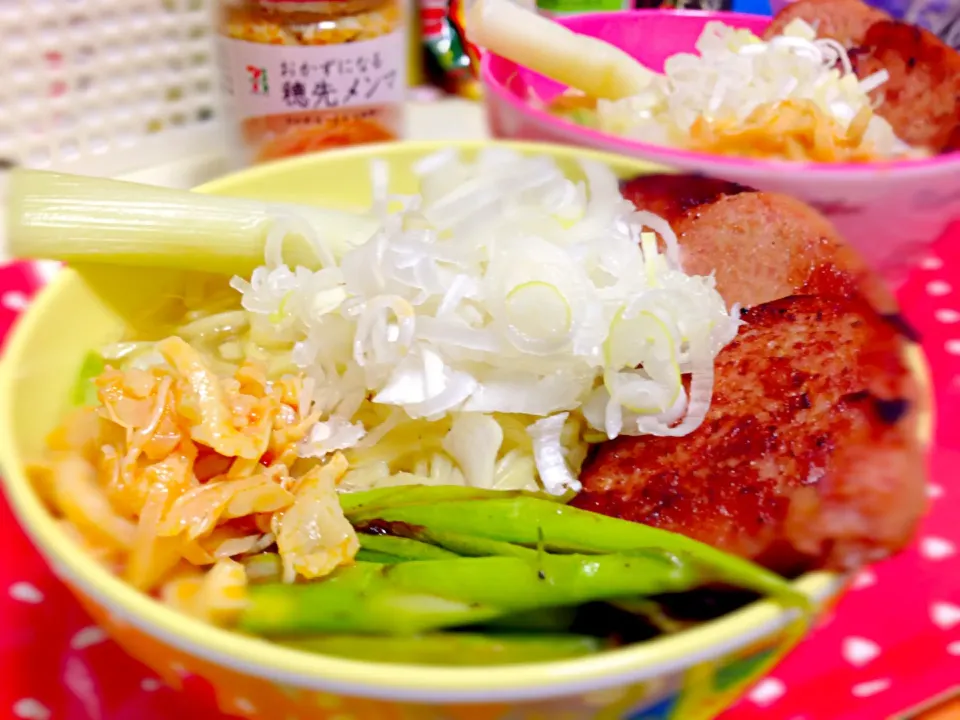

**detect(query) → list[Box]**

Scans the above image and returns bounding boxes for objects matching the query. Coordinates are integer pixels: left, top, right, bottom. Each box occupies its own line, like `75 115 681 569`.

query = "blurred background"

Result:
0 0 771 185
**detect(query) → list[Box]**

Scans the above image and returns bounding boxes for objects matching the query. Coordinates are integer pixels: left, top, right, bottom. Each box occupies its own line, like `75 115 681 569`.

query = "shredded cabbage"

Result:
229 148 740 496
595 19 909 157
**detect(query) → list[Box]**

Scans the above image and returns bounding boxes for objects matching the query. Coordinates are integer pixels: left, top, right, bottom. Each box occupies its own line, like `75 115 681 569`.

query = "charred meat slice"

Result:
571 295 925 575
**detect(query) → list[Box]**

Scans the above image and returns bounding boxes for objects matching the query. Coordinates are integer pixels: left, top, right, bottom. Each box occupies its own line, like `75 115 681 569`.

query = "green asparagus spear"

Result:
385 551 694 607
240 562 504 636
240 552 700 636
345 494 804 606
282 633 604 665
358 533 460 561
355 549 409 564
481 607 579 633
339 485 515 517
361 523 536 560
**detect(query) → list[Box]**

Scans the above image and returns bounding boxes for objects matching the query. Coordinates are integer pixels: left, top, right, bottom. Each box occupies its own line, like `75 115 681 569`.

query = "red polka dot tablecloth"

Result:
1 236 960 720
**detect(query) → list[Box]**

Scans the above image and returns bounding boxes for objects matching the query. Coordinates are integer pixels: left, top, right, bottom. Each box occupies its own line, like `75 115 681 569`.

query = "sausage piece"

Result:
853 21 960 153
767 2 960 153
763 0 888 48
620 174 752 226
669 191 897 312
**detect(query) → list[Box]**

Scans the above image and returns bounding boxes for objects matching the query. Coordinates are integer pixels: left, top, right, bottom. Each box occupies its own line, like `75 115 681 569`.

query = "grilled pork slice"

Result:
571 295 926 575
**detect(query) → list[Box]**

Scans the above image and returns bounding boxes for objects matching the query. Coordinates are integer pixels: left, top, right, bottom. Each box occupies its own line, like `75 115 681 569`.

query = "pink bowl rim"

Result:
479 9 960 178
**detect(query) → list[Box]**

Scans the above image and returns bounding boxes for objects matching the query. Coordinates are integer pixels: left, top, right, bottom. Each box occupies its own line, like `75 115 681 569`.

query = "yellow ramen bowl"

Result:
1 140 919 720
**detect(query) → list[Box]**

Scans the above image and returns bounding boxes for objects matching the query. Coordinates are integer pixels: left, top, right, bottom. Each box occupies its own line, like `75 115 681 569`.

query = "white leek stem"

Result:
4 169 380 275
466 0 656 100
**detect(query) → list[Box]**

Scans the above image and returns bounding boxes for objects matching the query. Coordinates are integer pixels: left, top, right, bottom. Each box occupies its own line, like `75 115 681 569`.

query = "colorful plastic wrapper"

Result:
420 0 482 99
649 0 734 9
770 0 960 46
535 0 631 17
531 0 735 19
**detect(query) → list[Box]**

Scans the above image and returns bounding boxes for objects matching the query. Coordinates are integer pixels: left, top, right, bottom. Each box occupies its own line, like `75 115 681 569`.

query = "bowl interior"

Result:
0 140 845 700
480 9 960 176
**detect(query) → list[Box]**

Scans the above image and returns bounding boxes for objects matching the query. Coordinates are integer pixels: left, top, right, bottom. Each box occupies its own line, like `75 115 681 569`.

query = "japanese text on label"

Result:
220 32 406 118
276 53 397 109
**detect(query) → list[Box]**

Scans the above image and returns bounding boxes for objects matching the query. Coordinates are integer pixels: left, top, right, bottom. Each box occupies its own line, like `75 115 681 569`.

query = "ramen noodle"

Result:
217 0 406 164
687 100 882 162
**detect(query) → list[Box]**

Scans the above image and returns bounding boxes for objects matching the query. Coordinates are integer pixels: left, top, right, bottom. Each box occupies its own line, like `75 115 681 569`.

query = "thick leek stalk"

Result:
5 169 380 275
465 0 656 100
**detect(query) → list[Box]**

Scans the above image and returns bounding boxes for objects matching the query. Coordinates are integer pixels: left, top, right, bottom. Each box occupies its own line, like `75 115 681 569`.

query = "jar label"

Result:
218 32 406 162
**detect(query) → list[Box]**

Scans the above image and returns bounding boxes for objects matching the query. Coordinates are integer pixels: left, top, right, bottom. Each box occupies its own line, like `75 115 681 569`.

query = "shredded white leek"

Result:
595 19 909 157
229 148 740 496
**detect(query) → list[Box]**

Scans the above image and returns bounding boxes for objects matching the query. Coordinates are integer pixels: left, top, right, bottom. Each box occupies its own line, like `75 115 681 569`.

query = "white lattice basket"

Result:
0 0 230 180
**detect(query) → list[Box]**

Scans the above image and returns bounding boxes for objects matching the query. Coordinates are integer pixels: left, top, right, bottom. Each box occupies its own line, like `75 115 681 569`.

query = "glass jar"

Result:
216 0 407 165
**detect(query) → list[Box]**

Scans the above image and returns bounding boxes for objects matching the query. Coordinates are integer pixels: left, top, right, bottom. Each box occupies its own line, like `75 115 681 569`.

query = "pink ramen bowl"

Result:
480 9 960 284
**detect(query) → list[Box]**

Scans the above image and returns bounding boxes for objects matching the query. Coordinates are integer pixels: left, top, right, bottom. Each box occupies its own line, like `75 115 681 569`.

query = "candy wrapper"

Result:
516 0 735 21
534 0 631 16
648 0 734 9
770 0 960 46
421 0 483 98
